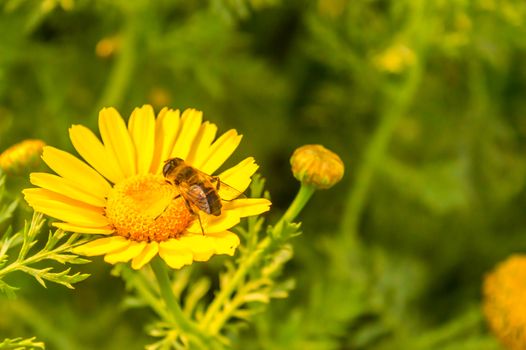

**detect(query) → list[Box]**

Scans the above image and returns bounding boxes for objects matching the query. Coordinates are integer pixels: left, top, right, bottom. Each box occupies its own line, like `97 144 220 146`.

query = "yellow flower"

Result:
373 43 416 74
23 105 271 270
95 36 120 58
483 255 526 350
0 139 45 174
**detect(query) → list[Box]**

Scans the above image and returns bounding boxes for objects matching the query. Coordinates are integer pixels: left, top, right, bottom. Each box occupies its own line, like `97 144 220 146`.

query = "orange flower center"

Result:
105 174 193 242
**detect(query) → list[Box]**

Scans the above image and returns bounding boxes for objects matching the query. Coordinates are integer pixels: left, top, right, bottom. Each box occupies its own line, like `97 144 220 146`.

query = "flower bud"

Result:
483 255 526 350
290 144 344 189
0 139 45 174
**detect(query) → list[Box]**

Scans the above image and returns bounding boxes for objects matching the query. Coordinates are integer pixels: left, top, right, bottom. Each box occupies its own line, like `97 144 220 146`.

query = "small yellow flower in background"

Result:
149 87 172 109
95 36 121 58
41 0 74 12
373 43 416 74
483 255 526 350
0 139 45 175
290 144 344 189
317 0 346 18
24 105 271 270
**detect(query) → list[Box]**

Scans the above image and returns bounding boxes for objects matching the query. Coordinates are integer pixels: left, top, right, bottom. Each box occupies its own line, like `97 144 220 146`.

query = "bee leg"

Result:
211 176 221 190
154 194 183 220
196 213 205 236
180 197 206 235
154 207 168 220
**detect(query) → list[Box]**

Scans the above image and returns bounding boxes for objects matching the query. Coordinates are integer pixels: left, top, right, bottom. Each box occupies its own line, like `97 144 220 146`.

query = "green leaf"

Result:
0 336 45 350
0 279 18 298
183 277 211 317
0 213 91 295
262 244 293 277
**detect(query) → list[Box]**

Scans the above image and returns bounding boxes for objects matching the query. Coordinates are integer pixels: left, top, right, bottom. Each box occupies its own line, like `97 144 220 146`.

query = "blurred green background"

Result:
2 0 526 349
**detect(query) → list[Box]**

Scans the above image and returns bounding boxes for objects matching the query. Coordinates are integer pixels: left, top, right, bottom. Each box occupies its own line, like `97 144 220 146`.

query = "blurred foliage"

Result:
2 0 526 349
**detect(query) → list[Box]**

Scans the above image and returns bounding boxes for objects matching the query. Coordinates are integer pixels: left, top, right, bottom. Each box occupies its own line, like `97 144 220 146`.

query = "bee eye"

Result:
162 161 173 177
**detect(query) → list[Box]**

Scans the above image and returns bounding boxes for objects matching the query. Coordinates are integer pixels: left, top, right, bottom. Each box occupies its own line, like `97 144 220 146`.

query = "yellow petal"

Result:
186 197 270 234
178 235 216 262
128 105 156 174
131 242 159 270
198 130 242 174
150 108 181 174
186 121 218 166
69 124 124 183
160 238 192 253
73 236 130 256
170 109 203 160
42 146 111 199
98 107 136 177
53 222 113 235
30 172 106 207
218 157 259 198
159 240 193 269
223 198 271 217
208 231 240 256
187 210 240 234
104 241 147 264
24 188 109 227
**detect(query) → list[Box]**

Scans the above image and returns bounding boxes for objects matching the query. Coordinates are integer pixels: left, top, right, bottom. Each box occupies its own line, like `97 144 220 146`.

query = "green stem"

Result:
339 104 400 238
339 0 427 247
150 257 219 349
92 9 137 117
201 237 271 332
340 64 422 247
151 257 196 328
119 265 171 321
201 184 315 332
277 184 315 227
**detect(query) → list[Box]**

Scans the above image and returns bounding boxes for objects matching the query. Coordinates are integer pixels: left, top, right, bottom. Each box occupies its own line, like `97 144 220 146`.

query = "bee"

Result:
162 157 242 233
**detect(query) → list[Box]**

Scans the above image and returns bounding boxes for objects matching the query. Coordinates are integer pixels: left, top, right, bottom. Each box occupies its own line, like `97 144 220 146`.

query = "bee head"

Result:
162 158 185 178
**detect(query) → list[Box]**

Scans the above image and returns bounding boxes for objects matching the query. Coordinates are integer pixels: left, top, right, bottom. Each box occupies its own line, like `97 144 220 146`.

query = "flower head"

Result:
373 43 416 74
24 105 271 269
0 139 45 174
290 144 344 189
483 255 526 350
95 36 120 58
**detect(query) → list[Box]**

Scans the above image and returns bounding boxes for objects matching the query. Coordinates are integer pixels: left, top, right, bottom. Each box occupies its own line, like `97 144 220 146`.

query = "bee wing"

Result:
178 183 212 214
191 167 246 201
216 180 246 201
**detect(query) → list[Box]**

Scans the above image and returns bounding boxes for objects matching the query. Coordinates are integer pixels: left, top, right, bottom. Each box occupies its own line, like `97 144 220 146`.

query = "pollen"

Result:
105 174 193 242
